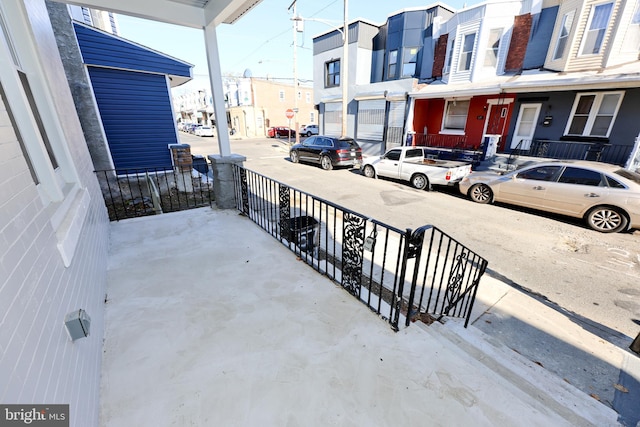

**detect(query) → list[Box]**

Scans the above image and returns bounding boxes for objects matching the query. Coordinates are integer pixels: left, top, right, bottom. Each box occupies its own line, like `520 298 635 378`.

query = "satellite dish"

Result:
243 69 253 78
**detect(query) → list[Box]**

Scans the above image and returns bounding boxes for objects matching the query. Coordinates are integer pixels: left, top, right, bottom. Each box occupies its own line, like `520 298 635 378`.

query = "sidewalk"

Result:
101 207 624 426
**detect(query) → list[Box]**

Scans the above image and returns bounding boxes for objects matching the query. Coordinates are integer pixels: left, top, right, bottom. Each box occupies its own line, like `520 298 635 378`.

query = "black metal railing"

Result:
95 163 214 221
510 139 633 166
232 165 488 330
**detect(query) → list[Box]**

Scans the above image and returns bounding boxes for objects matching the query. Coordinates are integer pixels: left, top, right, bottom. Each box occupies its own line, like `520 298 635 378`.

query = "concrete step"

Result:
419 319 620 427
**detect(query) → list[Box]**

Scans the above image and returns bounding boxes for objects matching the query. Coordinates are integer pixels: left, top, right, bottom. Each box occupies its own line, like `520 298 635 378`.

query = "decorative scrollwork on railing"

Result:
342 212 365 295
443 251 469 314
279 184 290 241
240 168 249 215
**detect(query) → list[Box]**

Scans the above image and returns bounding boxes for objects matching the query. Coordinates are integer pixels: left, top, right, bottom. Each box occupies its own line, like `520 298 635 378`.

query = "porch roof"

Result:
409 77 512 99
500 63 640 92
62 0 262 28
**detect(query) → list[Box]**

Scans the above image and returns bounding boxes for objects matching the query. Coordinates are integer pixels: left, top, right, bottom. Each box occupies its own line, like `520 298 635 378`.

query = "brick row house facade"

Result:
313 0 640 166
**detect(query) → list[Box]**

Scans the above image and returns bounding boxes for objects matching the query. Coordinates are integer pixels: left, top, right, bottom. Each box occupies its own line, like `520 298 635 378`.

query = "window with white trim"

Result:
443 100 470 132
622 0 640 52
1 2 86 266
484 28 503 67
306 92 310 103
444 37 455 74
458 33 476 71
310 112 315 123
553 11 575 60
279 90 285 102
580 2 613 55
566 92 623 137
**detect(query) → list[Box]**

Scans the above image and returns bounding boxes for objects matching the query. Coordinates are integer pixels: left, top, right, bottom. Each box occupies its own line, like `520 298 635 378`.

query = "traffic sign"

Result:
285 109 295 119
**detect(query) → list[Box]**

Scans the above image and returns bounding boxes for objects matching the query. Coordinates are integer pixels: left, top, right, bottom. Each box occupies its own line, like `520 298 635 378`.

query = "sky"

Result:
116 0 469 94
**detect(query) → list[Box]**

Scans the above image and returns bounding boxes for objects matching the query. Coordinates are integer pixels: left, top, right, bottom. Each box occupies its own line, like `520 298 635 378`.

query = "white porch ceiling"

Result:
60 0 262 28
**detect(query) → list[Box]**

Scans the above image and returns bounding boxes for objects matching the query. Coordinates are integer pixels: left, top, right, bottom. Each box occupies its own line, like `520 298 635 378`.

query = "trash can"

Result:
192 155 209 175
286 215 319 252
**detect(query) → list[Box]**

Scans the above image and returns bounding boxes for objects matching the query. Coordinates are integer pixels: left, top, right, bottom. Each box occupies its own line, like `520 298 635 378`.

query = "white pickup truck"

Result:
361 146 472 190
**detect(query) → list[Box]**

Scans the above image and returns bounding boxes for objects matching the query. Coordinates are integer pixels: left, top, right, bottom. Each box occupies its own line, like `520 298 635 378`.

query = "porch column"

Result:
208 154 246 209
203 24 230 157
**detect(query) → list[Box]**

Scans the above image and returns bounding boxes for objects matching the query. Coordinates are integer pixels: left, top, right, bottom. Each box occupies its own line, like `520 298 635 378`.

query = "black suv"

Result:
289 136 363 170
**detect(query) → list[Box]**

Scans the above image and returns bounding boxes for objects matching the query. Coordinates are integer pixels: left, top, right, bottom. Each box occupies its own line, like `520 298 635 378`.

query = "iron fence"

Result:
95 163 214 221
232 165 488 330
510 139 633 166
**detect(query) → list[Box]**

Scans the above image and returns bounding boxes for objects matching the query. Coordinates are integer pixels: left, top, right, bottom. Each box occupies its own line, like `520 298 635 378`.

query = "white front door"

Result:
510 103 541 150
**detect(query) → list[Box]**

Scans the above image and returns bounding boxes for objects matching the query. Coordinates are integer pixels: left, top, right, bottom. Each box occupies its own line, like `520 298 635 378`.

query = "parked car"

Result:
195 126 214 137
189 124 202 134
299 124 319 137
459 160 640 233
361 146 472 190
289 136 362 170
268 126 296 138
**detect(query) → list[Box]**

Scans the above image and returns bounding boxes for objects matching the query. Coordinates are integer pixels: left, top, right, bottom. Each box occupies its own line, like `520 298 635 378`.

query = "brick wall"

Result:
505 14 532 72
432 34 449 78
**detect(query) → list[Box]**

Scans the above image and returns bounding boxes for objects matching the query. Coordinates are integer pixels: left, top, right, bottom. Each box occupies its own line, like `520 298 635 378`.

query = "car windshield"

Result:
615 168 640 185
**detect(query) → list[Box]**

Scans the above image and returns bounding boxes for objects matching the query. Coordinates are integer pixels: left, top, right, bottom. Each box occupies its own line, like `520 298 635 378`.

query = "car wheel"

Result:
290 151 299 163
320 156 333 171
362 165 376 179
306 131 312 137
411 174 429 190
586 206 628 233
468 183 492 204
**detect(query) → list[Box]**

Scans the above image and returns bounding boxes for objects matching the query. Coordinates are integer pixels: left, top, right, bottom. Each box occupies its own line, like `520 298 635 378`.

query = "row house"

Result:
314 5 455 155
313 0 640 165
223 76 315 138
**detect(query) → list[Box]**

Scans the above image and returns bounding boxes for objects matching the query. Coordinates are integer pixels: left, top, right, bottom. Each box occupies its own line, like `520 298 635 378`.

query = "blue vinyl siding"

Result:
74 23 191 78
88 67 177 170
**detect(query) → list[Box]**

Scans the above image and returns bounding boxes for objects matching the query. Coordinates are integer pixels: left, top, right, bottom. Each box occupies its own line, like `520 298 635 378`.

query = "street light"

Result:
291 0 349 138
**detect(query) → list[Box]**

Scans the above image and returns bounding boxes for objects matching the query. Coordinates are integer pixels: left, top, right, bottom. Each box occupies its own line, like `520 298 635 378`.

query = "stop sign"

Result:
285 109 295 119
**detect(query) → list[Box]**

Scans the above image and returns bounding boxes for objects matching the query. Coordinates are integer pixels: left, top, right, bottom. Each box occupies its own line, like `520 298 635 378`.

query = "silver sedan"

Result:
459 161 640 233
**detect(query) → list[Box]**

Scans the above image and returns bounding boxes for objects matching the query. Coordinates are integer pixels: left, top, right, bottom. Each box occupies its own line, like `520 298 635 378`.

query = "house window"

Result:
553 11 575 60
622 0 640 52
580 2 613 55
566 92 623 137
443 100 470 131
297 91 301 100
0 82 37 183
279 90 285 101
18 71 58 169
484 28 502 67
306 92 310 103
325 59 340 87
459 33 476 71
444 37 455 74
310 112 315 123
387 49 398 79
402 47 418 77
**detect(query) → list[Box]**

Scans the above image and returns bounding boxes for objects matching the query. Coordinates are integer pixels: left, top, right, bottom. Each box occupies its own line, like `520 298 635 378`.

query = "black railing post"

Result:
393 228 413 331
404 226 431 327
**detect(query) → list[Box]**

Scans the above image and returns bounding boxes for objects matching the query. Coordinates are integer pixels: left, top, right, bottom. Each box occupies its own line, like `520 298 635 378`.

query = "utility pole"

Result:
289 0 300 145
341 0 348 138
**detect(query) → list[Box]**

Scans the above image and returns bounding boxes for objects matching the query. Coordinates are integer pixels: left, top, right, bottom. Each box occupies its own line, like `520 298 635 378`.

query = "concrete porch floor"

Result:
101 207 619 426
